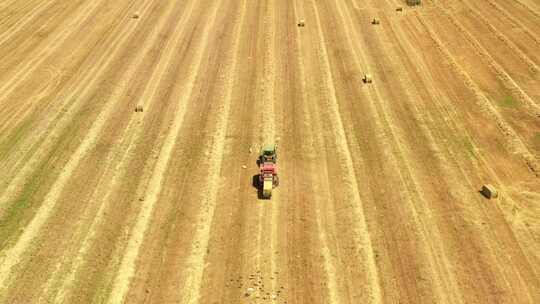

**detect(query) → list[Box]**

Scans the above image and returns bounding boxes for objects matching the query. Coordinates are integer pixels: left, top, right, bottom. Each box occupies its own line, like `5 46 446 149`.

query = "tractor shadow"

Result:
251 174 265 200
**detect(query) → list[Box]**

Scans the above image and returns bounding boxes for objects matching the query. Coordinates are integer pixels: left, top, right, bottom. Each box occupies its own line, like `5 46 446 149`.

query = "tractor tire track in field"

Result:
241 1 278 302
176 0 247 302
354 2 478 302
326 0 454 301
106 0 227 302
193 1 267 301
316 0 451 301
257 0 280 300
291 2 342 302
309 0 382 302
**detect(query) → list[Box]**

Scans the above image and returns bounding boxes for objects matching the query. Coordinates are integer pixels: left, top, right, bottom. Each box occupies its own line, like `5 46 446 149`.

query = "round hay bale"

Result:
297 19 305 27
372 18 380 25
132 12 140 19
396 7 403 12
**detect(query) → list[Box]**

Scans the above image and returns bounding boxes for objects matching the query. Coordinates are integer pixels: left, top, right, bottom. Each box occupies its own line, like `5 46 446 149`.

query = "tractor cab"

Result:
260 144 277 163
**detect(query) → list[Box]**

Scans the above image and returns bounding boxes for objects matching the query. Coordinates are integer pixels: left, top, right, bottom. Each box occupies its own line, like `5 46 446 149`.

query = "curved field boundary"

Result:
0 0 80 98
0 0 159 291
34 0 202 301
457 0 539 73
416 16 539 177
0 0 117 132
0 0 126 120
0 0 57 47
432 2 540 117
0 0 148 204
105 0 229 302
0 1 141 135
309 0 382 302
0 0 95 134
0 0 141 165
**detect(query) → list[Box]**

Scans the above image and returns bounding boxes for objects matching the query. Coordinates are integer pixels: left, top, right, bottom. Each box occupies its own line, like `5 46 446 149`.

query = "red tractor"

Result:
259 144 278 199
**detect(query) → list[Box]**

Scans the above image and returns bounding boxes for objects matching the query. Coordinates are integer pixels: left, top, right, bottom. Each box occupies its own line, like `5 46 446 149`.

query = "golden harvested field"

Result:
0 0 539 303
